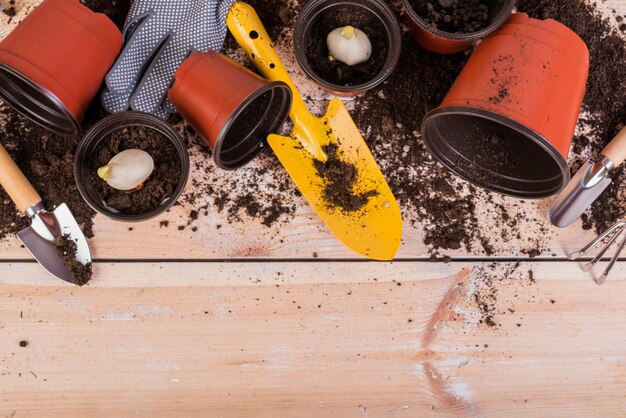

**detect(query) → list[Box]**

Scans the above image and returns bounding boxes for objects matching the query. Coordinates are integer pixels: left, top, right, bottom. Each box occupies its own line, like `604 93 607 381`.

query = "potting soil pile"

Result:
0 0 625 258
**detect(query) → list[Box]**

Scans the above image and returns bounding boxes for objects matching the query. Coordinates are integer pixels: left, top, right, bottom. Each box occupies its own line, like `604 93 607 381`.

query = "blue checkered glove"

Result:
102 0 235 119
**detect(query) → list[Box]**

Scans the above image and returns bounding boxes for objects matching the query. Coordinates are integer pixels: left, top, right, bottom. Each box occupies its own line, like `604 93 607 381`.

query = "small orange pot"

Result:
169 51 292 170
0 0 122 136
422 13 589 198
402 0 515 54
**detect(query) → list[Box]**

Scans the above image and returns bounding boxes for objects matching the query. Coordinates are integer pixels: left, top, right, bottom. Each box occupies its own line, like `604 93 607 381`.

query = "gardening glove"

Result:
102 0 235 119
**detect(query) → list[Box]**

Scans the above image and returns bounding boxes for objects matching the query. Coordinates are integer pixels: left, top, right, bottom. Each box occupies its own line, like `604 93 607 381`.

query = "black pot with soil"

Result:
294 0 401 96
75 112 190 222
403 0 516 54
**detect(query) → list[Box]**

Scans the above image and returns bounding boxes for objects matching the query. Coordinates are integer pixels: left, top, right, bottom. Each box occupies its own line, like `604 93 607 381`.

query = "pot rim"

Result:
0 63 82 137
213 81 292 170
401 0 517 42
422 106 570 199
293 0 402 94
74 111 190 222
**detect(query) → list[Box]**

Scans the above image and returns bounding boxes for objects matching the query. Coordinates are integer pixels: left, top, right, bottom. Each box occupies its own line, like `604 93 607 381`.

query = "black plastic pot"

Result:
402 0 516 54
293 0 401 96
75 112 190 222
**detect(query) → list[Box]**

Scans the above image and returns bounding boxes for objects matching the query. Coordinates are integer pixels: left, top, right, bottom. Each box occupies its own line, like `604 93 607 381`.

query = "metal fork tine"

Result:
597 232 626 285
569 221 626 260
583 226 624 272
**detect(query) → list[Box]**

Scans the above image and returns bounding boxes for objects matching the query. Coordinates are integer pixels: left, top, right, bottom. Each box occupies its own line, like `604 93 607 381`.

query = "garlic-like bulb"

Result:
326 25 372 66
97 149 154 191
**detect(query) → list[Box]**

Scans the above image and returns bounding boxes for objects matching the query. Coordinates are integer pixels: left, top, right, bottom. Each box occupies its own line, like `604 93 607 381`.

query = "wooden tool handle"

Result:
603 125 626 167
0 142 41 213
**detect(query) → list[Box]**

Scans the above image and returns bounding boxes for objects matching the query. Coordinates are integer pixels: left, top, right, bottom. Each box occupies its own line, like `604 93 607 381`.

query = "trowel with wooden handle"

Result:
0 142 91 283
549 125 626 228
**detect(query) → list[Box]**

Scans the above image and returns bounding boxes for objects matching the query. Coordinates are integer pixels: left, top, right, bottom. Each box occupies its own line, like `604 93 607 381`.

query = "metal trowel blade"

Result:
549 160 612 228
17 203 91 284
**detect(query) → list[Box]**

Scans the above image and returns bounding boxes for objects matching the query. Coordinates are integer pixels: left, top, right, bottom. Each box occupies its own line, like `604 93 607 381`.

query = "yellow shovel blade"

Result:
228 1 403 260
269 98 402 261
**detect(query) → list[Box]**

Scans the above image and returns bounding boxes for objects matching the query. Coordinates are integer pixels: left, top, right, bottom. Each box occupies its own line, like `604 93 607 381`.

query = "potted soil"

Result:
293 0 401 96
75 112 190 222
403 0 516 54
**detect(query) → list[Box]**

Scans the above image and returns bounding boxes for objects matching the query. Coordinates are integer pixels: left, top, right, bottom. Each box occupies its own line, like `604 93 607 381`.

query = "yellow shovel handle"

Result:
227 2 317 134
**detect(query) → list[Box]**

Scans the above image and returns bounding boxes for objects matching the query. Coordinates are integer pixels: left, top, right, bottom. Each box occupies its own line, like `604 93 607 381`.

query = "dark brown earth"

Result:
90 126 181 215
55 234 92 286
314 143 379 212
306 5 388 86
517 0 626 233
1 0 625 256
407 0 490 33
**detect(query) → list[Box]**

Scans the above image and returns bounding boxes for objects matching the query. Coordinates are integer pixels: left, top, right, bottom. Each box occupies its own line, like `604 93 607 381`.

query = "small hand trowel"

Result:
549 125 626 228
227 2 403 260
0 142 91 283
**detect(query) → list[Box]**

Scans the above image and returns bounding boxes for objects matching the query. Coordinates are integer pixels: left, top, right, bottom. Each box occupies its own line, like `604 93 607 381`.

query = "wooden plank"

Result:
0 0 624 261
0 261 624 416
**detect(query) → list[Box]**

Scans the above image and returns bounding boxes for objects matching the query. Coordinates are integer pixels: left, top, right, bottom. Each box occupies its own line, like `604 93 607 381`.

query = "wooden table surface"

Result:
1 0 625 416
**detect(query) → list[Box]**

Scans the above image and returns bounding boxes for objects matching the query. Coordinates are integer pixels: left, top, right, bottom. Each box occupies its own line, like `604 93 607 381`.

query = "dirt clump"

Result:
55 234 92 286
407 0 490 33
314 143 379 212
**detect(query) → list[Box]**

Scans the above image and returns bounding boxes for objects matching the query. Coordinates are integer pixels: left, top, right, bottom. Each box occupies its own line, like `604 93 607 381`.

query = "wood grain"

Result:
0 261 624 417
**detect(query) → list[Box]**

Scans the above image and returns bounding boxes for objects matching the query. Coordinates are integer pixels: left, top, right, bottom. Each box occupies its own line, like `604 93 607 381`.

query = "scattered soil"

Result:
314 143 379 212
55 234 92 286
90 126 182 215
408 0 490 33
517 0 626 233
351 29 479 252
1 0 625 258
306 5 388 86
0 106 96 240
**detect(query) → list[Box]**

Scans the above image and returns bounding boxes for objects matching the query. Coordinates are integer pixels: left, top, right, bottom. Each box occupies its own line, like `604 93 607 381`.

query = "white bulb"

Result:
327 25 372 66
98 149 155 191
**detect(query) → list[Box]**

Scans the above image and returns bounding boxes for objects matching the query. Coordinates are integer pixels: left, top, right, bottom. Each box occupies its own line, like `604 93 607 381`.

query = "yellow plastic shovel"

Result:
227 2 402 260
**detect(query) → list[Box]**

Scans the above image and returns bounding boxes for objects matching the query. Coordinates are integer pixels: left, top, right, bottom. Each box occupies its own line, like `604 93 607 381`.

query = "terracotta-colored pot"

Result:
169 51 292 170
421 13 589 199
402 0 515 54
293 0 401 97
0 0 122 136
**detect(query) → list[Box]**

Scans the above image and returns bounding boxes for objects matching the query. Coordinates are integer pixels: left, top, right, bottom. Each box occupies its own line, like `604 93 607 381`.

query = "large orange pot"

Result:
0 0 122 136
422 13 589 198
402 0 516 54
169 51 292 170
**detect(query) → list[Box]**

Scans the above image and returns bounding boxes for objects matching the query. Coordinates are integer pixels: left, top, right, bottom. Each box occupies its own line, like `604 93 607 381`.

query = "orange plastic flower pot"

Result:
0 0 122 136
422 13 589 198
402 0 515 54
169 51 292 170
